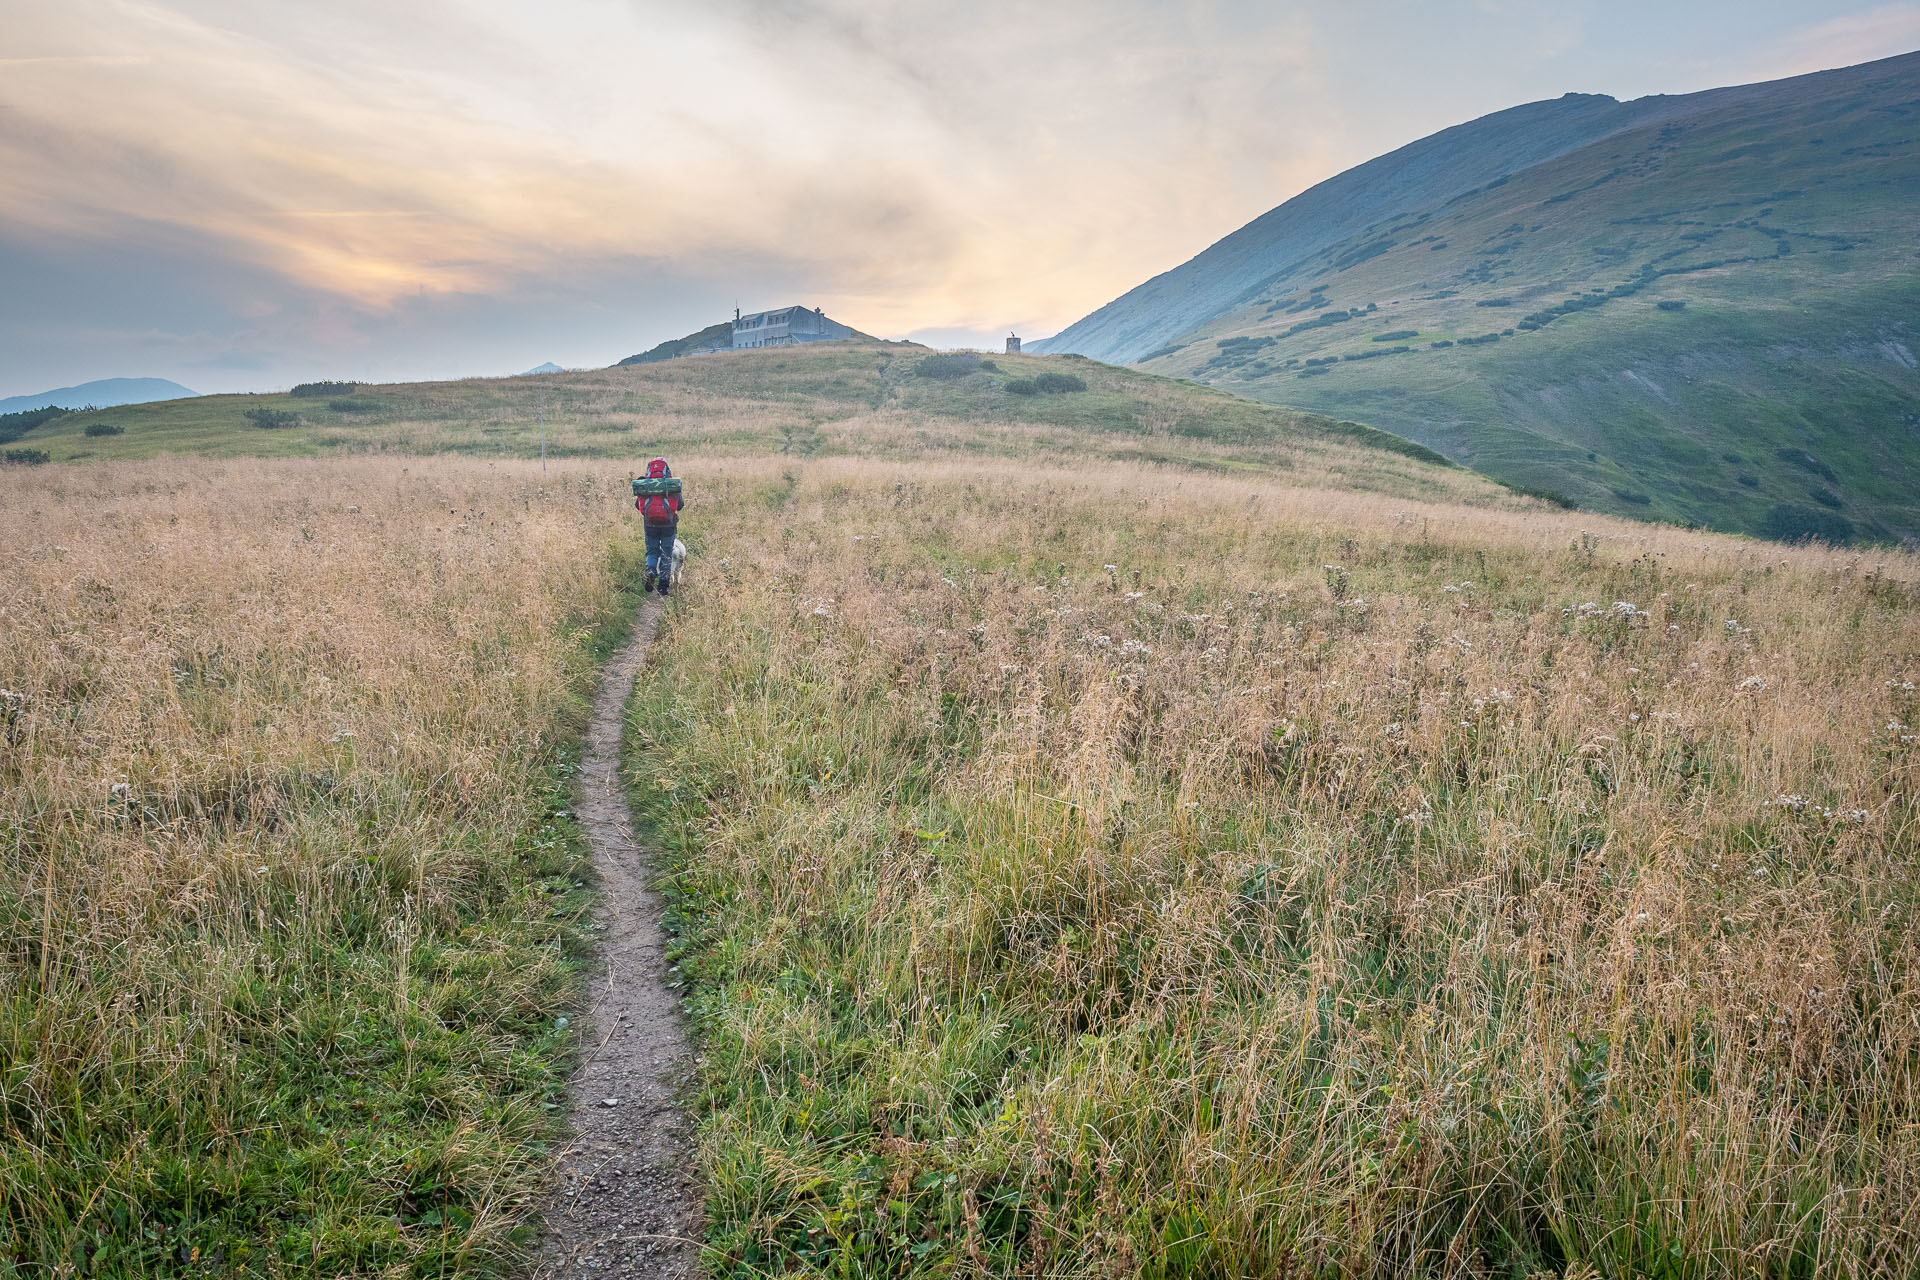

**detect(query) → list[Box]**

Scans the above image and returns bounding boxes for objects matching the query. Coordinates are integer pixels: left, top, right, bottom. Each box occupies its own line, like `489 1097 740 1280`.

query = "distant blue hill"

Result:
521 361 565 375
0 377 199 414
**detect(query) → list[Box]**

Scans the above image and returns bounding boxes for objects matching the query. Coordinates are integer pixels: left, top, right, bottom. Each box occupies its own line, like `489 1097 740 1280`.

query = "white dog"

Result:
671 537 687 580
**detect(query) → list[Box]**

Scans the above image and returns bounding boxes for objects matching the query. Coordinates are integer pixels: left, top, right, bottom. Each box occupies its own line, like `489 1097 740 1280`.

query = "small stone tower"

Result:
1005 332 1022 354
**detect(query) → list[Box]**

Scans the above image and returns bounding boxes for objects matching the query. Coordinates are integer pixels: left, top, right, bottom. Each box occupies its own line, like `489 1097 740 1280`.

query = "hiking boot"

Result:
658 578 671 597
644 570 657 593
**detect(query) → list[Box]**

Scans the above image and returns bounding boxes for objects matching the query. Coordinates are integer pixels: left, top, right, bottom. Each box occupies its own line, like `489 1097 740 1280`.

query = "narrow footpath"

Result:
534 596 703 1278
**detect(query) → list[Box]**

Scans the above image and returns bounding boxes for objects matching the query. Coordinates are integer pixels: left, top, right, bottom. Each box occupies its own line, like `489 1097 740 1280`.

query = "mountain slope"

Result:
1043 51 1920 543
1026 91 1754 365
0 377 198 413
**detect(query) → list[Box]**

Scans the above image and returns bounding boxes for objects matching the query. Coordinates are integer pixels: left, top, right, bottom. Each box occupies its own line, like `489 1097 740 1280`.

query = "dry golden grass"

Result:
636 457 1920 1277
7 443 1915 1277
0 457 648 1273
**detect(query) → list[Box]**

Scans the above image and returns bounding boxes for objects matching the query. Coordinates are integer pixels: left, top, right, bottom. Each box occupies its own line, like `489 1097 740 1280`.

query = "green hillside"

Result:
1069 52 1920 543
0 342 1505 507
615 321 732 365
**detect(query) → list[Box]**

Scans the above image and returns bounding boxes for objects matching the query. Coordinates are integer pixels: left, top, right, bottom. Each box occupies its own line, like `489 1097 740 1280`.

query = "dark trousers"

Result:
644 524 677 583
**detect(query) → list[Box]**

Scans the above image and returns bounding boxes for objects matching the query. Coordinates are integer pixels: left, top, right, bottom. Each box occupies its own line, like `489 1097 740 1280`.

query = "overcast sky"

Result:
3 0 1918 396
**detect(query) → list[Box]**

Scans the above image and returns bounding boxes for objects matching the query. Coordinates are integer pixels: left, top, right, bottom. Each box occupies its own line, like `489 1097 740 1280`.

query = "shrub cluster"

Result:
245 407 301 430
290 381 357 398
83 423 125 438
1332 237 1396 271
3 447 52 465
0 406 69 446
1763 503 1854 544
1499 480 1576 507
1520 292 1614 329
1371 330 1419 342
1007 372 1088 396
1281 310 1357 339
1200 336 1281 375
913 353 982 380
1278 285 1333 315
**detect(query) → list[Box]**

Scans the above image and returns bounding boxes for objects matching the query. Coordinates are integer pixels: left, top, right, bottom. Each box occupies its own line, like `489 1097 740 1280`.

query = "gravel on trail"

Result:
533 596 704 1278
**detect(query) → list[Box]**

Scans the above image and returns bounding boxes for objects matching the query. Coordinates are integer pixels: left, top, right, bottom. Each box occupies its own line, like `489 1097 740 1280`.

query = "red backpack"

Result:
635 457 682 523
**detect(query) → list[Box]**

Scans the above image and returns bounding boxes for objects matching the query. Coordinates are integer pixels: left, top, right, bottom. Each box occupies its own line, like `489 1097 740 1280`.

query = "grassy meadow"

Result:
0 459 650 1273
4 360 1917 1278
633 459 1920 1277
2 344 1485 508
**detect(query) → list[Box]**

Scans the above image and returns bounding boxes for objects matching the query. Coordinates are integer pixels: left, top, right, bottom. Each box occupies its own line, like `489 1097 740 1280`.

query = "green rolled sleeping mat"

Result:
632 476 683 497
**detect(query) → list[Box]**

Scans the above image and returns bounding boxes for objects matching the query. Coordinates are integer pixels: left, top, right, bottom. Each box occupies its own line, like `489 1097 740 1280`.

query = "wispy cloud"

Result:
1748 2 1920 78
2 0 1915 394
0 55 151 65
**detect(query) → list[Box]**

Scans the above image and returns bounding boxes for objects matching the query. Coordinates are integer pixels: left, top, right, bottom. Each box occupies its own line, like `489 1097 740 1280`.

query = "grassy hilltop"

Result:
4 341 1502 506
1042 52 1920 543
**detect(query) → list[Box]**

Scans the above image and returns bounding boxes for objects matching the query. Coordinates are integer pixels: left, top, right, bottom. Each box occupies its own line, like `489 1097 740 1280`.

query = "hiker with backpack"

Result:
632 457 685 595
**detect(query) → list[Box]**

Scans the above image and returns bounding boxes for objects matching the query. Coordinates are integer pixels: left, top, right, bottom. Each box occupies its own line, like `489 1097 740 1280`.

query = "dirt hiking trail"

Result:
534 596 704 1278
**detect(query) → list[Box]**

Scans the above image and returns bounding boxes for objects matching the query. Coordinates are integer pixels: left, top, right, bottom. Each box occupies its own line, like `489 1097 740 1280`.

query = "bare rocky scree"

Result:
533 597 703 1278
